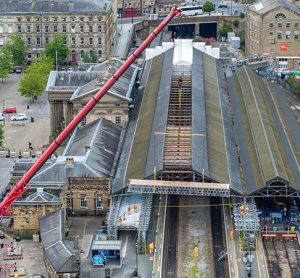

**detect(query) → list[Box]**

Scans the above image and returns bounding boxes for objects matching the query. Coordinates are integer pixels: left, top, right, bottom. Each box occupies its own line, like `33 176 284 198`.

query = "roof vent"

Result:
37 188 43 193
85 146 91 152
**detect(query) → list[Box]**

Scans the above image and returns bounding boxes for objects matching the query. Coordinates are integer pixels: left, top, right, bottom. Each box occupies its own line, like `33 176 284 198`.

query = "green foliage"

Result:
90 53 98 63
18 56 53 99
193 36 202 42
0 49 12 82
233 19 240 29
238 29 245 51
240 12 245 19
45 35 70 65
202 1 215 13
220 20 233 37
286 74 300 95
83 53 91 63
0 124 4 148
2 34 27 66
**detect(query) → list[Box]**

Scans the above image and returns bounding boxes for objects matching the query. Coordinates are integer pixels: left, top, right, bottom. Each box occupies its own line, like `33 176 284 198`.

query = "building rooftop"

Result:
0 0 112 14
40 210 78 273
30 118 122 186
249 0 300 15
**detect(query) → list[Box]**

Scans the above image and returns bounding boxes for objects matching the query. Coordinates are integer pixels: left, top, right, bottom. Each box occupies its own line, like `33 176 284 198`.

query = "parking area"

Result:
0 73 50 152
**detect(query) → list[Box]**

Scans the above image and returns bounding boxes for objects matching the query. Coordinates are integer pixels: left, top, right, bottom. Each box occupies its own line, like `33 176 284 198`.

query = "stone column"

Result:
49 100 56 142
63 100 68 127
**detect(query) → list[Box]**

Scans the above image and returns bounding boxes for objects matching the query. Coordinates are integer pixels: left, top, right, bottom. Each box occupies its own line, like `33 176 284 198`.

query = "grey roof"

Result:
24 190 59 202
0 0 112 14
229 66 300 194
248 0 300 15
70 60 140 102
112 48 242 193
40 210 78 273
31 118 122 185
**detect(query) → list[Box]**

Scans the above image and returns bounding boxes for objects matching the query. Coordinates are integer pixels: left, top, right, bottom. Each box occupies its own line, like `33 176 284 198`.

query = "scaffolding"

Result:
107 195 121 240
128 179 230 197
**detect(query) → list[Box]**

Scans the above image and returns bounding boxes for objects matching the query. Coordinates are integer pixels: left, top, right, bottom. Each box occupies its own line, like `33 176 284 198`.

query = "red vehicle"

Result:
3 107 16 113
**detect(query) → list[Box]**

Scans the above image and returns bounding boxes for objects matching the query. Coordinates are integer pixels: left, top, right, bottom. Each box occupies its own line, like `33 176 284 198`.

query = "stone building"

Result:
0 0 117 63
46 59 140 141
12 188 61 238
246 0 300 71
26 118 122 217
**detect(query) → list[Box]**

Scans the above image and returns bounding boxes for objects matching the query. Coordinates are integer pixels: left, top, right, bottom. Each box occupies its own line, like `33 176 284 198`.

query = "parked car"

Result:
0 113 4 121
31 275 45 278
3 107 16 113
11 113 27 121
67 68 74 73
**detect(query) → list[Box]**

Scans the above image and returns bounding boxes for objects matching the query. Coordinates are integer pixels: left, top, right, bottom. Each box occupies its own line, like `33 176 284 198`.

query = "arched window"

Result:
275 13 286 19
80 50 84 58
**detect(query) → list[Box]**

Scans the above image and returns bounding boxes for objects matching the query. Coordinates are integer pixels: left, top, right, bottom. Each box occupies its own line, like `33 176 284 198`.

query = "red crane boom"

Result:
0 8 181 217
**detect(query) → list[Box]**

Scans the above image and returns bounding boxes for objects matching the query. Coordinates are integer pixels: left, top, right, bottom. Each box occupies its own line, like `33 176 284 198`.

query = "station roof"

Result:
92 240 122 250
40 210 78 273
30 118 121 186
112 47 242 194
228 66 300 195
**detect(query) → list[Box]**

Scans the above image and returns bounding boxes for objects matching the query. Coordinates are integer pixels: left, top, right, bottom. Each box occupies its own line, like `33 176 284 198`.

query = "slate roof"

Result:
228 66 300 195
0 0 111 14
112 48 242 194
248 0 300 15
40 210 78 273
30 118 122 185
24 190 59 202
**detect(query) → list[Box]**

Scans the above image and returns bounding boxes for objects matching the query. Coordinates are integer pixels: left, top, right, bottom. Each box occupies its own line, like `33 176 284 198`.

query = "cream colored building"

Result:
46 59 140 141
0 0 117 63
246 0 300 71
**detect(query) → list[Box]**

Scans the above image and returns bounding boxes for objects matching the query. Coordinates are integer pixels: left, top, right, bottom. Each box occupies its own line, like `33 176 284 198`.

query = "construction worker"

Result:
148 242 154 254
133 203 138 213
127 205 131 215
193 246 199 258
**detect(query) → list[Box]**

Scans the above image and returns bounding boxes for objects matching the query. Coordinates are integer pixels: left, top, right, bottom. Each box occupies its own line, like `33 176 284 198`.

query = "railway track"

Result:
263 238 300 277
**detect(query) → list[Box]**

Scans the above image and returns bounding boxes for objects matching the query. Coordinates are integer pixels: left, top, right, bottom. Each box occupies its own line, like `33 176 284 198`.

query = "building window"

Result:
62 25 67 32
278 22 282 28
66 193 72 208
35 17 40 22
295 34 299 40
0 25 3 33
45 37 49 44
53 25 58 32
268 32 274 39
8 25 12 33
71 37 75 45
63 37 67 44
80 25 84 32
81 116 86 126
37 37 40 45
53 17 58 22
62 17 67 22
27 25 31 33
286 33 290 40
80 17 84 22
71 25 75 33
98 37 102 45
98 50 102 58
89 25 93 32
80 194 87 208
27 37 31 45
286 22 291 28
89 37 93 45
275 13 286 19
17 17 21 23
36 25 40 32
26 17 30 22
295 23 299 28
17 26 21 33
80 37 84 45
269 23 273 28
98 16 102 21
95 194 103 209
45 25 49 33
88 17 93 22
27 52 32 59
81 50 84 58
277 33 282 39
98 25 102 32
44 17 49 22
71 16 75 22
115 116 122 125
115 103 121 107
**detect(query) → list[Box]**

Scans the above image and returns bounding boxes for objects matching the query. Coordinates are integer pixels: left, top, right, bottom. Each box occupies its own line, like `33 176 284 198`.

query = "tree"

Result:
2 34 26 66
18 56 53 101
286 74 300 95
83 53 91 63
0 49 12 82
0 124 3 148
219 20 233 37
238 29 245 51
45 35 70 66
202 1 215 13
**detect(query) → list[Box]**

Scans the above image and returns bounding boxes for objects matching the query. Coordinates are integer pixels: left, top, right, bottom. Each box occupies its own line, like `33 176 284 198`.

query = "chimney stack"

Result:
65 157 74 168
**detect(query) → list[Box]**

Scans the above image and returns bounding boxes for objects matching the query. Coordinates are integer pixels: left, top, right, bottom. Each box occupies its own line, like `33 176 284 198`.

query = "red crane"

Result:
0 8 181 217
